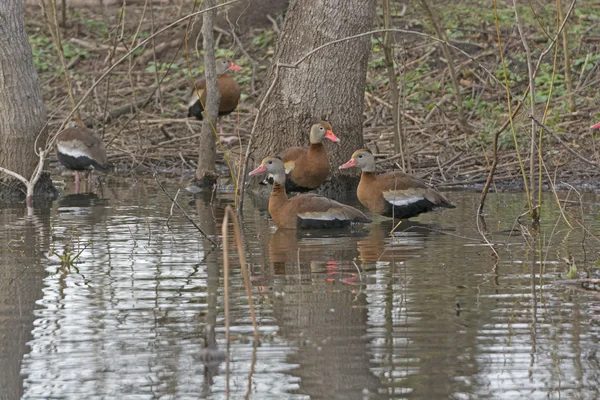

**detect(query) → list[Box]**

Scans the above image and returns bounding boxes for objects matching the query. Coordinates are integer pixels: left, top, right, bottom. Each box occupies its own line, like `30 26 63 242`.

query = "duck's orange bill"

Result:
249 164 266 176
324 130 340 143
339 158 357 169
229 62 242 71
591 121 600 129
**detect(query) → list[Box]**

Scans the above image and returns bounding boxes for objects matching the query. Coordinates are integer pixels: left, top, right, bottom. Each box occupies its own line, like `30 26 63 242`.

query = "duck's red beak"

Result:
324 129 340 143
339 158 357 169
249 164 266 176
229 62 242 71
591 121 600 129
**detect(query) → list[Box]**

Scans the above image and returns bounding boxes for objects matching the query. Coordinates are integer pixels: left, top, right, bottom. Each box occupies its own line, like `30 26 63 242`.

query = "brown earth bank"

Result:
20 0 600 199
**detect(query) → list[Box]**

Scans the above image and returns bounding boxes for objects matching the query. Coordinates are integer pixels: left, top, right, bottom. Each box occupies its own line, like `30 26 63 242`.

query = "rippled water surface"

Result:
1 179 599 399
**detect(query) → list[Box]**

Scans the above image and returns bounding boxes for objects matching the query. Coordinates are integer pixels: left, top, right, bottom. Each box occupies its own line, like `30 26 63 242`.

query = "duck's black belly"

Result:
57 152 95 171
382 198 437 219
285 179 314 193
188 101 237 120
297 217 351 229
188 101 204 120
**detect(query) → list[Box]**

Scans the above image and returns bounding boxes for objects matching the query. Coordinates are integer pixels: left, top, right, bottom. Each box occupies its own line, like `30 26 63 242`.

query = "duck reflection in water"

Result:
267 228 368 285
357 219 433 263
57 193 108 209
55 193 109 228
264 231 386 398
266 219 444 279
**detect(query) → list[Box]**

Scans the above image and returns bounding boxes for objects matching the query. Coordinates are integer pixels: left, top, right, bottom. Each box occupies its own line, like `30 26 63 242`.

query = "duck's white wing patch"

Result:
284 161 295 175
188 91 201 108
298 207 347 221
56 141 89 159
383 188 425 206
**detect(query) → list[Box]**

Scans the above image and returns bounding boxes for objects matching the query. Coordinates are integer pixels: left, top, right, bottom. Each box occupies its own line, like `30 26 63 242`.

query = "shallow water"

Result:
1 178 599 399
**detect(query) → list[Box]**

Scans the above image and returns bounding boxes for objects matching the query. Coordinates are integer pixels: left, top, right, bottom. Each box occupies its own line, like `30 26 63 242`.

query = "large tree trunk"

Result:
250 0 376 197
0 0 53 200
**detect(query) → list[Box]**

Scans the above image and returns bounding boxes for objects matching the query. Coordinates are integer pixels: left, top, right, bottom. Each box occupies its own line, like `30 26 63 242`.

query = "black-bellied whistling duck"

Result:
277 121 340 192
187 57 241 120
55 119 108 189
339 149 455 219
249 156 371 229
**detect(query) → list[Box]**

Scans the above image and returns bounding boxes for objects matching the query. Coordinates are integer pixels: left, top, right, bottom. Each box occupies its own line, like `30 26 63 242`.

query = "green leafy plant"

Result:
252 30 275 49
53 240 91 273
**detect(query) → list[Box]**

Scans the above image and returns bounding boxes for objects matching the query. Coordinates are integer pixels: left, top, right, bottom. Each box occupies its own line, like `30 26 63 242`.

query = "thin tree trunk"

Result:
195 0 220 187
0 0 54 200
558 0 575 112
250 0 377 198
382 0 404 165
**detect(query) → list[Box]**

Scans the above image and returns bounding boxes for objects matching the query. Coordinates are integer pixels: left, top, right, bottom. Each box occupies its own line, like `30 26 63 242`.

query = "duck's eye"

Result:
358 154 363 158
319 126 324 131
268 160 273 165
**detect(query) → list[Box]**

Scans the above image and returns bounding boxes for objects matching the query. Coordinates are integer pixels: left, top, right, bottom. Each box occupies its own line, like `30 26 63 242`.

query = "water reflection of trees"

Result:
264 221 435 397
8 188 600 398
266 226 382 398
0 205 52 399
20 183 235 397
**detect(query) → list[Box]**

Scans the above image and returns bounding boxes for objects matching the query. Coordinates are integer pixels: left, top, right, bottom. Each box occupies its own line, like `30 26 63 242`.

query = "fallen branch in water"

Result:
0 149 47 209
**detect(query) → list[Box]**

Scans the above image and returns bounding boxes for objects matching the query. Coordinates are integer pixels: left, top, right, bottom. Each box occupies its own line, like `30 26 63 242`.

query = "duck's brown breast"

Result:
357 172 386 214
287 144 330 190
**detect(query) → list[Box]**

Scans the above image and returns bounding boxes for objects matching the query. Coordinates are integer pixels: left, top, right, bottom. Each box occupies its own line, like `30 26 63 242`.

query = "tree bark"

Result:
0 0 53 200
250 0 377 197
194 0 220 187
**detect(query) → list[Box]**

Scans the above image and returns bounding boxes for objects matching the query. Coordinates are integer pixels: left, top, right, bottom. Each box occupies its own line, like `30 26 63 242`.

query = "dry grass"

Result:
26 0 600 190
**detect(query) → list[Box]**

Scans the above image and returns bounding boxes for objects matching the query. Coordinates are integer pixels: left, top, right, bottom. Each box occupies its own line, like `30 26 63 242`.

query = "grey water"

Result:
1 178 599 399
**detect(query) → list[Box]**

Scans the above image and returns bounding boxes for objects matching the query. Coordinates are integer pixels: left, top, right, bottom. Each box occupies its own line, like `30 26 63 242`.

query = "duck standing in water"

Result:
339 149 455 219
250 156 371 229
55 119 108 192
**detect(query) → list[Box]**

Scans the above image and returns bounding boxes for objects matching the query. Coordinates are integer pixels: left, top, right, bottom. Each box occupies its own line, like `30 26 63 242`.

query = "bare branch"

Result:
529 115 599 168
236 66 281 214
56 0 242 134
0 167 28 185
513 0 537 214
154 175 219 247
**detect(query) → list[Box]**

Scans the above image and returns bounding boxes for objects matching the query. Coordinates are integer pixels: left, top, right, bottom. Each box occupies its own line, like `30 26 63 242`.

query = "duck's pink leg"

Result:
74 171 81 194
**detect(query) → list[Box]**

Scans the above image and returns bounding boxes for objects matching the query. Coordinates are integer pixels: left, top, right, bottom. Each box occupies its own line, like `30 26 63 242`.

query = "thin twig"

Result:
513 0 537 214
41 0 80 120
0 149 47 208
236 66 281 215
222 205 259 395
154 174 218 246
419 0 467 130
476 209 500 259
529 115 599 167
277 28 508 95
381 0 403 160
55 0 242 134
